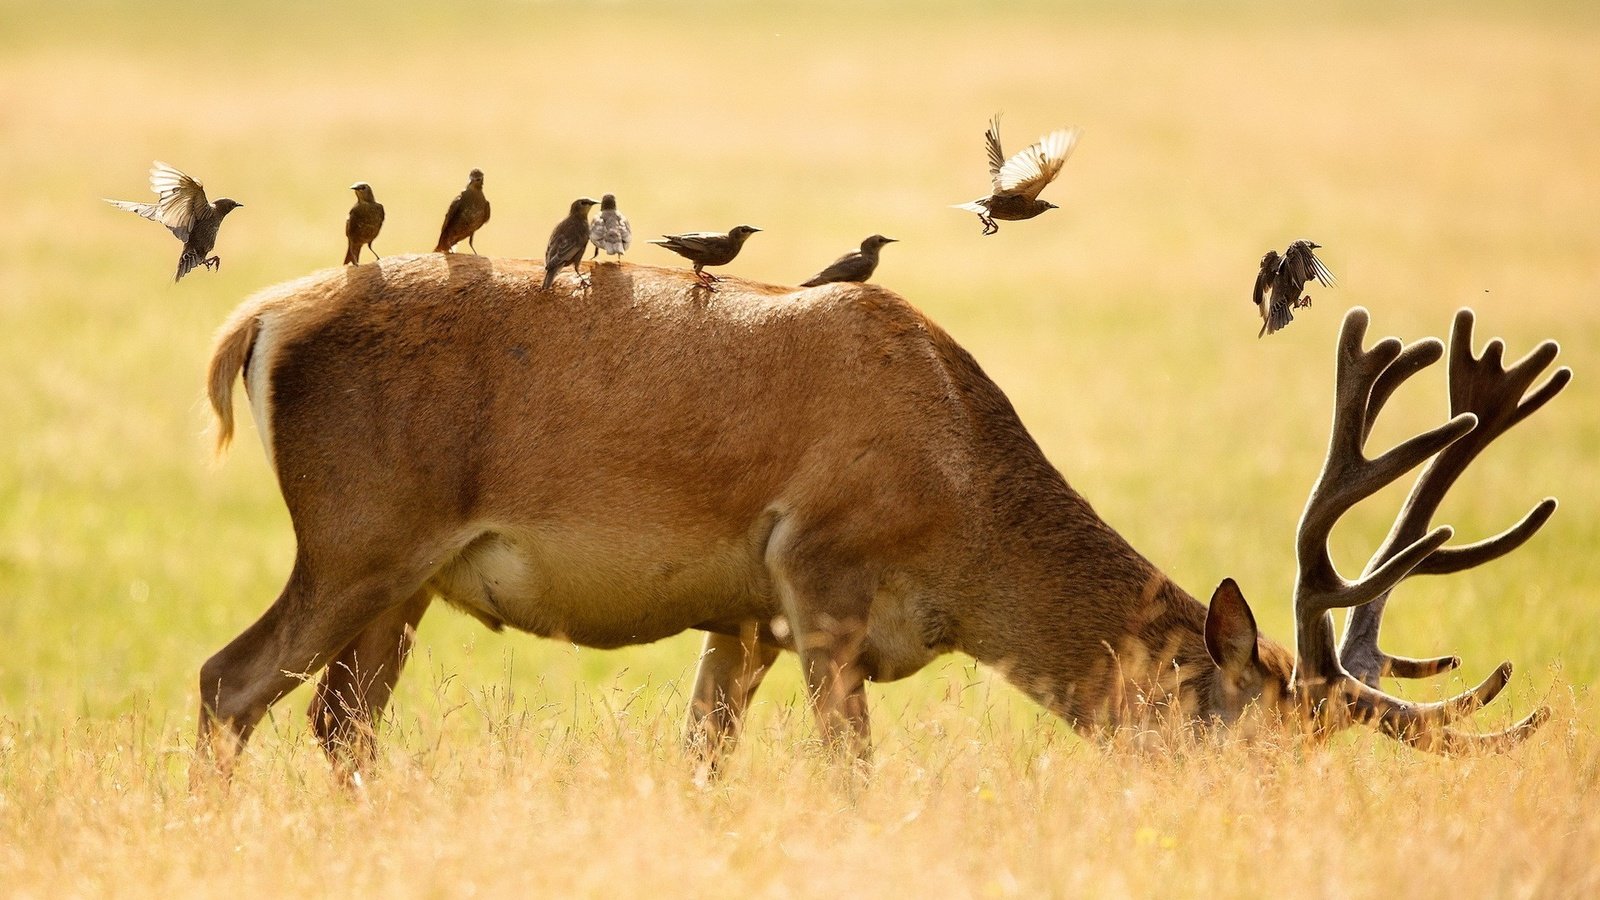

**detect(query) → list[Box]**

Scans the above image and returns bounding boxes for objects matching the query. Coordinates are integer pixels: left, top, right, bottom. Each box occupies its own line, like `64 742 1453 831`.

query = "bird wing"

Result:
147 162 209 241
984 115 1006 188
545 220 589 268
997 127 1082 200
653 232 722 253
1253 251 1279 309
1282 241 1336 289
802 251 862 286
104 198 161 222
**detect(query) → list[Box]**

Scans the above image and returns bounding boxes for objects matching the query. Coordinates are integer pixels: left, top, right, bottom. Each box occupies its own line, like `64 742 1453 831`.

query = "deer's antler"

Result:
1292 308 1566 753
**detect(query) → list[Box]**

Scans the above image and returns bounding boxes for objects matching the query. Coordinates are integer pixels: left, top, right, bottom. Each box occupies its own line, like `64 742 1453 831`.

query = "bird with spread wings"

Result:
954 114 1082 235
1253 240 1337 337
105 162 243 282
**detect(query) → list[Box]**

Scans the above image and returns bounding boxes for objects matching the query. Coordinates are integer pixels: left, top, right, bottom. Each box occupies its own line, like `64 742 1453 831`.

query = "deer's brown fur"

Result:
195 253 1302 775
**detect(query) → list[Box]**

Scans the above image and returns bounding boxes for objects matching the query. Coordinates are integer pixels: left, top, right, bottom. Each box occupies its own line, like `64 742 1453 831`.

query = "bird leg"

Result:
371 243 381 261
204 256 222 271
468 236 480 256
693 268 721 293
979 215 998 236
1295 294 1314 309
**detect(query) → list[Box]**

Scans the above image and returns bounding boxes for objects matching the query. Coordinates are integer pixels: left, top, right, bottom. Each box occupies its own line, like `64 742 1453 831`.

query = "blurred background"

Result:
2 0 1596 737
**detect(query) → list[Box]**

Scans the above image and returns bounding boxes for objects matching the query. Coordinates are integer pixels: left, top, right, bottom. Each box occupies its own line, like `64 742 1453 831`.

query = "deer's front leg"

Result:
686 625 780 772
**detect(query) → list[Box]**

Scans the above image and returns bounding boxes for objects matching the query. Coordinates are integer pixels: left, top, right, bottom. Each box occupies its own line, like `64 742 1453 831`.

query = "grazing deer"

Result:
198 254 1565 777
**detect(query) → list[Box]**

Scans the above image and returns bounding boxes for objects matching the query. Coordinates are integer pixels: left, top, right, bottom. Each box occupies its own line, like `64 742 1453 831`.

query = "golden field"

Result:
1 1 1598 896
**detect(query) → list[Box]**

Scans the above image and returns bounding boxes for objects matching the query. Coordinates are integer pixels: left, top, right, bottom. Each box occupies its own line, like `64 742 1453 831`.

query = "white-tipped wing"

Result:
997 127 1082 200
147 161 210 241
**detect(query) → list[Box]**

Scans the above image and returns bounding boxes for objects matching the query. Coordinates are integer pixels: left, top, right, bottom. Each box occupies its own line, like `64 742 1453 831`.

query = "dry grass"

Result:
2 1 1598 896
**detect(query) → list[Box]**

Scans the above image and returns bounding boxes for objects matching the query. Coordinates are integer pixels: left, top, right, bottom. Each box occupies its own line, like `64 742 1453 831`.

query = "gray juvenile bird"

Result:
434 168 491 254
649 225 762 289
105 161 243 282
800 234 897 287
953 115 1081 235
542 197 600 290
343 182 385 265
1253 239 1336 337
588 193 632 262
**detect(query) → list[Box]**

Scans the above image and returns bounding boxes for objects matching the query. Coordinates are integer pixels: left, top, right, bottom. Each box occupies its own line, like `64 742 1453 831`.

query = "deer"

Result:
197 253 1566 778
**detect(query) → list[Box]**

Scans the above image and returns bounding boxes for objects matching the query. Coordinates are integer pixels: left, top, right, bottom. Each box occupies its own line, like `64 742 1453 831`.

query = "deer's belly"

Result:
426 527 772 648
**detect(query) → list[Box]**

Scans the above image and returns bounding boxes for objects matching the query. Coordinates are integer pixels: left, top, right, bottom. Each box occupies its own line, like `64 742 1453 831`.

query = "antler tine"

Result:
1340 309 1570 687
1363 338 1444 443
1344 659 1550 754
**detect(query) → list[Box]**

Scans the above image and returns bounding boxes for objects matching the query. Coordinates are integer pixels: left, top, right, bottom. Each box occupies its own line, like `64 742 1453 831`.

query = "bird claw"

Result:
205 256 222 272
979 216 998 236
1294 295 1313 309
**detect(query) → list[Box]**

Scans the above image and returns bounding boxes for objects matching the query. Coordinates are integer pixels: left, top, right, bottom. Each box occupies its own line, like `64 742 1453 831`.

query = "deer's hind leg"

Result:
195 551 430 783
309 588 433 777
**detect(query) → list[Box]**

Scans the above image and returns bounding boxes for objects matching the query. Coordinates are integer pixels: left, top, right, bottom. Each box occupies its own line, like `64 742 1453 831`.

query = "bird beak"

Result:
884 238 898 243
750 227 763 232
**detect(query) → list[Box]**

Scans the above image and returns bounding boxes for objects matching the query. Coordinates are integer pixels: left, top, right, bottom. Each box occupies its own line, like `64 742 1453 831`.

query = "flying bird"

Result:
1253 240 1336 337
649 226 762 289
434 168 491 254
800 234 897 287
343 182 385 265
543 197 600 290
589 193 631 262
104 162 243 282
953 115 1081 235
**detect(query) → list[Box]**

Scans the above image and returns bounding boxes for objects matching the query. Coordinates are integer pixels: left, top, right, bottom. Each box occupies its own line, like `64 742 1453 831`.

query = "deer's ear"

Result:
1205 578 1261 671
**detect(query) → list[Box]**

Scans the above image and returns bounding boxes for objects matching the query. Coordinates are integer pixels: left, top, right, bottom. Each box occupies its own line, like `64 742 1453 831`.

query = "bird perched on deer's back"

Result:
589 194 631 262
105 161 243 282
543 197 600 290
801 235 897 287
954 114 1081 235
1253 239 1336 337
649 226 762 289
434 168 490 254
343 182 385 265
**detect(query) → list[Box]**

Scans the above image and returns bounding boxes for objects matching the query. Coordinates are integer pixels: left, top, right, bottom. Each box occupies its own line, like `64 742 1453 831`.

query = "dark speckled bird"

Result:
1253 239 1336 337
649 225 762 289
343 182 385 265
588 193 631 262
105 161 243 282
433 168 490 254
542 197 600 290
800 234 897 287
953 114 1081 235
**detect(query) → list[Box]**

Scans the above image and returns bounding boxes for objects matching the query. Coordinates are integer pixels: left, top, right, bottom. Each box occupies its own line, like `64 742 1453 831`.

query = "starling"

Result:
648 226 762 289
1253 239 1336 337
800 234 897 287
588 193 632 262
542 197 600 290
953 114 1081 235
105 161 243 282
343 182 385 265
433 168 491 254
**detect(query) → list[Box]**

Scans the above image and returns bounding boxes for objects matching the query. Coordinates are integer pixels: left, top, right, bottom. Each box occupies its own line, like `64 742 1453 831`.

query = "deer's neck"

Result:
955 447 1217 731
